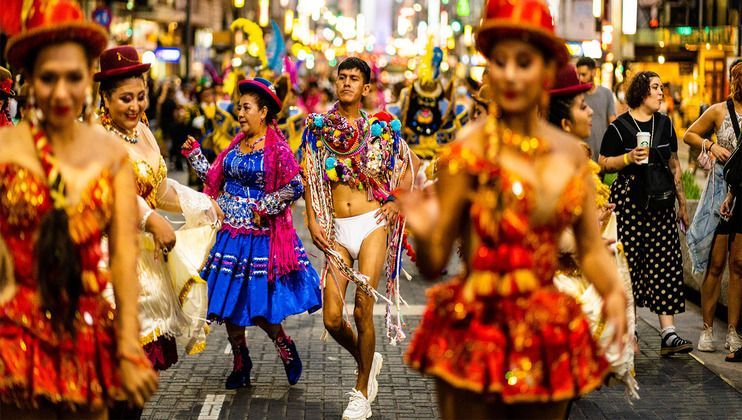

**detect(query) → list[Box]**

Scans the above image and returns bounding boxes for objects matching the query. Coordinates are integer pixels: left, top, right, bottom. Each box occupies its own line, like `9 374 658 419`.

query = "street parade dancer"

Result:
0 0 158 416
387 38 469 182
400 1 627 419
302 57 416 420
0 66 15 127
182 77 322 389
96 45 223 375
548 63 638 399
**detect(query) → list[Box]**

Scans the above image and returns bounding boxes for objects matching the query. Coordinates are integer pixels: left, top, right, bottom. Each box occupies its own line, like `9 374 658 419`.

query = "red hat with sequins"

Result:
475 0 568 66
4 0 109 72
94 46 151 82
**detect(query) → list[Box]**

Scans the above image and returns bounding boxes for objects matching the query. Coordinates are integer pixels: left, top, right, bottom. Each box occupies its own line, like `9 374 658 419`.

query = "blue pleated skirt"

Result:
201 229 322 326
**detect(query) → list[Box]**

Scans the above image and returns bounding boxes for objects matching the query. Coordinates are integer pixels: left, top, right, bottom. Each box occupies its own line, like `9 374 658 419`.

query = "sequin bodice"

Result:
0 163 114 293
132 156 167 209
223 148 265 200
440 143 587 297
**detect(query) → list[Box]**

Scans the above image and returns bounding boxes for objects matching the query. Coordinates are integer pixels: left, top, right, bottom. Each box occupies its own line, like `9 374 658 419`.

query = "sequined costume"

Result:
302 106 413 343
118 121 213 369
552 159 638 399
187 128 322 326
0 162 122 409
405 141 609 402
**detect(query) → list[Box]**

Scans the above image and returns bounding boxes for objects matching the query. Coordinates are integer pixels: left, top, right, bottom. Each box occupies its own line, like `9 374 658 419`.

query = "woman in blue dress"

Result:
182 78 322 389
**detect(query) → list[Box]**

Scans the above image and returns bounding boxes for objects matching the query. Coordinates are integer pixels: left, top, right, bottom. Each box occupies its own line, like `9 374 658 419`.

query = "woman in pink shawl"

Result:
182 78 321 389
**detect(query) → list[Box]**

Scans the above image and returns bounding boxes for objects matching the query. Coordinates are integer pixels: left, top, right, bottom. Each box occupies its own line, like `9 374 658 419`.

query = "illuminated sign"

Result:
154 47 181 62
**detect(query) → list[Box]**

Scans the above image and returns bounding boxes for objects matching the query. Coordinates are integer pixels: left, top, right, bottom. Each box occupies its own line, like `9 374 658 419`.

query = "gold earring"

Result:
27 87 43 125
83 86 94 123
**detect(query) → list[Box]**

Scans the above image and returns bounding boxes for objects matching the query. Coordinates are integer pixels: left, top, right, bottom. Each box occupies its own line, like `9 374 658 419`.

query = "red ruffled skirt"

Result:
405 276 609 403
0 285 123 410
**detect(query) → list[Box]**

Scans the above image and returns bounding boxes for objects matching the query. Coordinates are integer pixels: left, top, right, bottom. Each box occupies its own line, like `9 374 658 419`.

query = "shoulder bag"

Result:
617 113 675 210
722 99 742 189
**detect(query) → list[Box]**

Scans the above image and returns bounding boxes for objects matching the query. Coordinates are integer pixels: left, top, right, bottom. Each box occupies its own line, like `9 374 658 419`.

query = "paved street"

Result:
142 197 742 419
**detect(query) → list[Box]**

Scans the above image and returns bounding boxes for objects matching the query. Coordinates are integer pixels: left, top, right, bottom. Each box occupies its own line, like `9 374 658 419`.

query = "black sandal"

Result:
660 332 693 357
725 348 742 362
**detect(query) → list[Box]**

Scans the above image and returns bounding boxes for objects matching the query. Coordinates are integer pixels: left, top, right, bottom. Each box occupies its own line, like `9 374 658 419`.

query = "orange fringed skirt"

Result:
405 276 609 403
0 285 123 410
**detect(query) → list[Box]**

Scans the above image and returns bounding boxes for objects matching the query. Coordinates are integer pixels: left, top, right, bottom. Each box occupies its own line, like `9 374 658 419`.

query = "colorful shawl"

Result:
204 124 302 281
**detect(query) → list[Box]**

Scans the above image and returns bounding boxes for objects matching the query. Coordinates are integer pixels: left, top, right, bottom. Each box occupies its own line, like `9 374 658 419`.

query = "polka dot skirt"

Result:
610 174 685 315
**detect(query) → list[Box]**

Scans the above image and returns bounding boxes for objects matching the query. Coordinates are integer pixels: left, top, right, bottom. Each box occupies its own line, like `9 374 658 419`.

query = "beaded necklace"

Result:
100 112 140 144
310 105 372 188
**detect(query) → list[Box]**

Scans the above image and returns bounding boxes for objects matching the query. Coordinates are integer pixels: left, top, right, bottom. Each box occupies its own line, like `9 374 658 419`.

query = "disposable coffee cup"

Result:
636 132 650 164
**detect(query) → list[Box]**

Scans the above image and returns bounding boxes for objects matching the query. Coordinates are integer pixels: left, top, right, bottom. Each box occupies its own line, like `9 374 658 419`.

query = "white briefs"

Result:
333 210 387 260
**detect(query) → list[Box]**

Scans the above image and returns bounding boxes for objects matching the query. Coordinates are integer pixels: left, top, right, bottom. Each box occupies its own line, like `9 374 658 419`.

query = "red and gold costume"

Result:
0 156 122 409
0 0 120 410
405 126 609 403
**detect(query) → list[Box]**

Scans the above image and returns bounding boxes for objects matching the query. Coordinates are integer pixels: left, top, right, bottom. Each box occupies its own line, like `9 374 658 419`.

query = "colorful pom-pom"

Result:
326 167 339 181
371 123 383 137
325 156 337 170
391 119 402 132
313 115 324 127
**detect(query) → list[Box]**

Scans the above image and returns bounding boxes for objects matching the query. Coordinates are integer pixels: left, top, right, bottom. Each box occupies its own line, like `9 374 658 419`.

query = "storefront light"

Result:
142 51 156 65
259 0 270 26
463 25 472 46
285 11 294 33
413 4 422 12
581 40 602 59
658 55 665 64
233 0 245 8
232 57 242 67
451 21 461 33
592 0 601 18
235 44 247 55
659 41 665 48
622 0 637 35
333 37 343 47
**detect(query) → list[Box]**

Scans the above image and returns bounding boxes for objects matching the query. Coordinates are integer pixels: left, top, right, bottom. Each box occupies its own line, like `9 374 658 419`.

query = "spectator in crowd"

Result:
577 57 617 161
599 71 692 357
685 60 742 357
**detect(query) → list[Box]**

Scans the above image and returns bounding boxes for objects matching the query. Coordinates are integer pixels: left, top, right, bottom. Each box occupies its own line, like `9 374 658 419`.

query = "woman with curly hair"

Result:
599 70 691 357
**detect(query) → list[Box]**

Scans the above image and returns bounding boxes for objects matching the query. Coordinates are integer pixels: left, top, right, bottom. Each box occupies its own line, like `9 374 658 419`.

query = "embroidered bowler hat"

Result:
475 0 568 66
4 0 109 72
550 63 593 97
94 46 151 82
238 78 282 114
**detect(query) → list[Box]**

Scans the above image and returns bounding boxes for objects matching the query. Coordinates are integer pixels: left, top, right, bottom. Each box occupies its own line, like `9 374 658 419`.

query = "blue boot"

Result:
225 346 252 389
274 333 302 385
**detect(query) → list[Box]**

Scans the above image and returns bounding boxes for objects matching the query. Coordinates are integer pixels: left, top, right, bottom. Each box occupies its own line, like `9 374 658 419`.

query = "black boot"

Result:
225 345 252 389
274 332 302 385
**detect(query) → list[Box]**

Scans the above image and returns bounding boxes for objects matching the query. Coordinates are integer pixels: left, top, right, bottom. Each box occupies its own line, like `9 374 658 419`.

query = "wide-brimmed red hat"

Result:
5 0 109 72
476 0 568 66
94 46 150 82
550 63 593 97
0 66 15 98
238 78 282 114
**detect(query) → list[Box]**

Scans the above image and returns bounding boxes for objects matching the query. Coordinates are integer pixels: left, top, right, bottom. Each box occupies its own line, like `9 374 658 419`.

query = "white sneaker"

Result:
342 389 372 420
367 352 383 404
698 325 715 352
725 325 742 351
